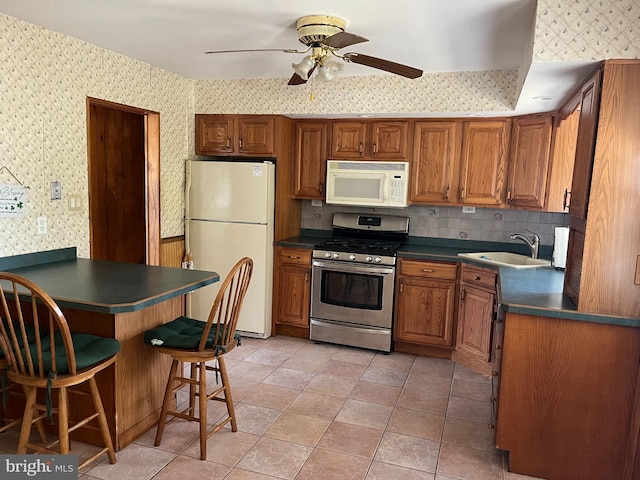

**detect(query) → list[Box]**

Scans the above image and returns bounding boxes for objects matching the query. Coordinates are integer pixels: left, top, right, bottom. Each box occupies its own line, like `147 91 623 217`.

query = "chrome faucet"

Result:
510 230 540 259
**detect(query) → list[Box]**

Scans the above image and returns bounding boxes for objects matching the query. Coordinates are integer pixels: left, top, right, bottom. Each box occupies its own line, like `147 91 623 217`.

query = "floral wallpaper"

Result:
0 1 638 258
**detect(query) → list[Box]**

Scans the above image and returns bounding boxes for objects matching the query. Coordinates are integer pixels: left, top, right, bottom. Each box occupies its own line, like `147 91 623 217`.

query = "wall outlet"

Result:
462 206 476 214
311 199 323 207
37 216 47 235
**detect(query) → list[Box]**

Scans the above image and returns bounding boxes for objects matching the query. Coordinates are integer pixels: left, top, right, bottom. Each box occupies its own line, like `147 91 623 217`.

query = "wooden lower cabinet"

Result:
272 246 311 337
394 259 457 351
452 264 497 376
496 312 640 480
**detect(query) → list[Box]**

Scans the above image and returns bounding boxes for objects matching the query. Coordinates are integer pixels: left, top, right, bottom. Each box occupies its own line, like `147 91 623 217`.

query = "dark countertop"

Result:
277 232 640 327
0 248 219 314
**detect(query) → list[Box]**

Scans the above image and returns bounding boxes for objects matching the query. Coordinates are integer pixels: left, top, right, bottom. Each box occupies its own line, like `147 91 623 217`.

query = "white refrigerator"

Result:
185 160 274 338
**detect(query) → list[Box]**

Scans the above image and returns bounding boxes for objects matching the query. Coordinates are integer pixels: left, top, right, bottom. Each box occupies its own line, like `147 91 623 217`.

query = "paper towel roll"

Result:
553 226 569 268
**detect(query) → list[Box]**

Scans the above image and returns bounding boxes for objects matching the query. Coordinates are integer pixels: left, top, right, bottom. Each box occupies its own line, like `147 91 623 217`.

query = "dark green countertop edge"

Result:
1 250 219 314
277 231 640 327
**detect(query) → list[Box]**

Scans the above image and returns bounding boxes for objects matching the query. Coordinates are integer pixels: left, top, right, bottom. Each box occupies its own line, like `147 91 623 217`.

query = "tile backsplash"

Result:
301 202 568 247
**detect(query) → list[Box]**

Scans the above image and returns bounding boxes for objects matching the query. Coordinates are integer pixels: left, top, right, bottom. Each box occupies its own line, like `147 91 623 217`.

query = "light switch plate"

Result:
37 216 47 235
68 194 82 211
50 181 62 200
311 200 323 207
462 206 476 214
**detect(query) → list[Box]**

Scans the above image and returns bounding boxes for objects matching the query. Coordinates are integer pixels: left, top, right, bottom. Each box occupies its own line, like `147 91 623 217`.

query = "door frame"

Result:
86 97 161 265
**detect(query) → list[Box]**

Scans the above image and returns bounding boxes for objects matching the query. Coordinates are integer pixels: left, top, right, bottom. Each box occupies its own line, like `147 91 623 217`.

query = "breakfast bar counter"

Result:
0 247 220 450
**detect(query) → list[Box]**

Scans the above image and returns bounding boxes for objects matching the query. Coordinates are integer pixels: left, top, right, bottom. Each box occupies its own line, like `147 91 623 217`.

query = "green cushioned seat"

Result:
0 322 40 359
31 331 120 374
144 316 238 350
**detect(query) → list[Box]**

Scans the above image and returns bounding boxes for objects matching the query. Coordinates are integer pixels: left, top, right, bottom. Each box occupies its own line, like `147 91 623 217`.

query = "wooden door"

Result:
456 285 495 370
506 115 553 209
238 116 275 155
568 70 601 219
330 121 367 158
394 277 456 347
88 98 160 265
293 121 327 198
370 121 409 159
459 120 510 205
195 114 235 154
411 121 461 204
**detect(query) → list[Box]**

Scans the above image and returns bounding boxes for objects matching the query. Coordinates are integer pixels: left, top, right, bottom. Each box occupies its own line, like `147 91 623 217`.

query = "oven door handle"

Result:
312 260 395 275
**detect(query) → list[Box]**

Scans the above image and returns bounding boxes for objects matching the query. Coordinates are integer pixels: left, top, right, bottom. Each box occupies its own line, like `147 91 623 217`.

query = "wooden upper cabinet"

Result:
195 114 276 156
411 121 462 204
568 70 602 220
506 114 554 209
237 115 275 155
329 120 410 160
293 121 328 199
459 120 510 205
195 114 235 154
546 93 581 212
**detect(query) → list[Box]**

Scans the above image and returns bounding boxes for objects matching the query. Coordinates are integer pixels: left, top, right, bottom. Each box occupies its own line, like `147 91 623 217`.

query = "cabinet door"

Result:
457 285 495 363
546 96 580 212
411 121 461 204
195 114 235 154
370 121 409 159
293 122 327 198
276 264 310 328
506 115 553 209
459 120 510 205
394 277 456 347
330 121 367 158
238 116 275 155
568 70 602 219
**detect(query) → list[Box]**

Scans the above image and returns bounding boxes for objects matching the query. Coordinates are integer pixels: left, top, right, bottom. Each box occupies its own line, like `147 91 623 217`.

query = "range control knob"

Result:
374 257 382 263
324 252 331 259
349 254 357 261
332 253 340 259
365 256 373 262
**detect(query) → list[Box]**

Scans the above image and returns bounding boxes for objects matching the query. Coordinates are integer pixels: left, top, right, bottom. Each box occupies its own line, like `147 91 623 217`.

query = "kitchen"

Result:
0 1 639 479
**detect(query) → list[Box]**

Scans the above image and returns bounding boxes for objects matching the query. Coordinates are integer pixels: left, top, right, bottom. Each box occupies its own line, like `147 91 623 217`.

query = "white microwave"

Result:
325 160 410 207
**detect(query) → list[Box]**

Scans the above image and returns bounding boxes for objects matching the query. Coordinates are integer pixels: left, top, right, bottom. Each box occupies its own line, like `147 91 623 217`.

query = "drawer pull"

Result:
421 268 436 273
288 255 301 259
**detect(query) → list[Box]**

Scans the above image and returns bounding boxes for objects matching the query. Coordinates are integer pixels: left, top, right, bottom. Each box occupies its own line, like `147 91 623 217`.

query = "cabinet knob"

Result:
460 187 465 199
474 276 481 281
372 142 377 155
563 189 571 210
421 268 436 273
239 138 243 149
288 255 300 259
359 142 364 156
226 137 231 148
444 186 450 200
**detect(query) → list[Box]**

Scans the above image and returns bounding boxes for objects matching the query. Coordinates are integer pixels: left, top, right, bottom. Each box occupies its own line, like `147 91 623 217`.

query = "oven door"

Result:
310 259 395 329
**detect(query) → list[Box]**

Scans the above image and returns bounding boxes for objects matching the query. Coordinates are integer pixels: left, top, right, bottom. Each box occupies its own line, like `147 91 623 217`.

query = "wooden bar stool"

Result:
0 271 120 469
144 257 253 460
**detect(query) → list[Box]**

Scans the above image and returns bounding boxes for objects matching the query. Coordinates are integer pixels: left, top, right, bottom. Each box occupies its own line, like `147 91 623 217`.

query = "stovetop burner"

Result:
316 237 402 255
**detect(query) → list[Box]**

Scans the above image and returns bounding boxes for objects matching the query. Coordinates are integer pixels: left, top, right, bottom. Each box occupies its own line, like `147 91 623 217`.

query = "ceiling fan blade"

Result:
287 65 316 86
288 72 307 86
343 53 423 79
323 32 369 49
205 48 303 54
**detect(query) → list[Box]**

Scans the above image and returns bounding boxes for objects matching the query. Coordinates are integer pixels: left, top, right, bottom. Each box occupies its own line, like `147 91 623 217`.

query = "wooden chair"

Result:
144 257 253 460
0 272 120 469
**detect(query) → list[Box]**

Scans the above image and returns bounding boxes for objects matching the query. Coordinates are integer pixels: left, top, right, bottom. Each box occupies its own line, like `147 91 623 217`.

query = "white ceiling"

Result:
0 0 598 115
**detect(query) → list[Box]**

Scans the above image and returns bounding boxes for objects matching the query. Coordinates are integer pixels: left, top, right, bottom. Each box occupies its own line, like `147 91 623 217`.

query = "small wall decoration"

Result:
0 184 27 217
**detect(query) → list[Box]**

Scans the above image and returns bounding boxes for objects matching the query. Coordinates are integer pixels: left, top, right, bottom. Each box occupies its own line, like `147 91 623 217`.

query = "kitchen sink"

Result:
458 252 551 269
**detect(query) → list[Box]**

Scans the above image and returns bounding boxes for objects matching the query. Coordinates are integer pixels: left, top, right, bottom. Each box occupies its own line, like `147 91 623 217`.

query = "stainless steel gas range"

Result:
310 213 409 352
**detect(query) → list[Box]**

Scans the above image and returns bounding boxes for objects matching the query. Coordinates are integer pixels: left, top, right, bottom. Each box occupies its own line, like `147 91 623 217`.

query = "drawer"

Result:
399 259 457 280
461 264 497 290
277 248 311 265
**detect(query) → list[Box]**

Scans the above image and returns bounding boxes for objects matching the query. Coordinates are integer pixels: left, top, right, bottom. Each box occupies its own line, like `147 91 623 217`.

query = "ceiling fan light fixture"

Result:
315 57 344 82
292 55 316 80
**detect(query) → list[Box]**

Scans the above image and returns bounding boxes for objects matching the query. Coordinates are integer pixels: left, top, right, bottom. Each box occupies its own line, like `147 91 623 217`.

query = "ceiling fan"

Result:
205 15 423 85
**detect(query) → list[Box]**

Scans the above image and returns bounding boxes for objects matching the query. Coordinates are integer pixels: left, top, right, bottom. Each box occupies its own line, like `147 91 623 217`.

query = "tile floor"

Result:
0 335 543 480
